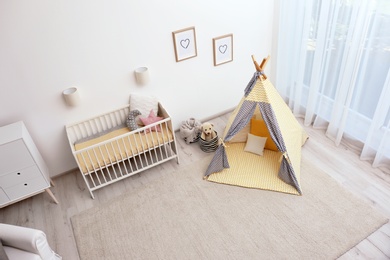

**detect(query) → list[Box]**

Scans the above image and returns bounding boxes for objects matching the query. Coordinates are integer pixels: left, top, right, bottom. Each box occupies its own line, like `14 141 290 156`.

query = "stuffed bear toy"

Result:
201 122 217 141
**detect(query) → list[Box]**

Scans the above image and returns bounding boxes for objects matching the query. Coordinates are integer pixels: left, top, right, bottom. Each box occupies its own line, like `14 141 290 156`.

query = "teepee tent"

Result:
204 56 308 195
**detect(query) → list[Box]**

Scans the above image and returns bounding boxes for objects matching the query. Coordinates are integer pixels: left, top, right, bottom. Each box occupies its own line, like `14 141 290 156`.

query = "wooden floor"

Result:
1 112 389 260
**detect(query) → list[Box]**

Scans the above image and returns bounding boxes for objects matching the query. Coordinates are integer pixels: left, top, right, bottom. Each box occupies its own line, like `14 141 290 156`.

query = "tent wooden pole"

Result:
251 55 262 72
260 55 270 70
251 55 270 80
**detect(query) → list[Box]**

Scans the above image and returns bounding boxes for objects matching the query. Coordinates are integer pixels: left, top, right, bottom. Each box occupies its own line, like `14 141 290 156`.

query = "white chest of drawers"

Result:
0 121 58 208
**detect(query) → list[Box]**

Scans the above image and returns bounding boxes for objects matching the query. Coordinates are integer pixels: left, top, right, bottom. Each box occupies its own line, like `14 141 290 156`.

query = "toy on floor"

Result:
200 122 218 153
179 118 202 144
200 122 217 141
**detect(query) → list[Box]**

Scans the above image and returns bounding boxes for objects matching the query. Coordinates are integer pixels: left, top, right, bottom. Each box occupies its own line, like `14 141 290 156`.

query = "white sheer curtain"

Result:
275 0 390 171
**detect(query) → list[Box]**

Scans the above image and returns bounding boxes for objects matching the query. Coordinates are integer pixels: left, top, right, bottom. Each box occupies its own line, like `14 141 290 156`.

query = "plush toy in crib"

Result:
126 110 142 131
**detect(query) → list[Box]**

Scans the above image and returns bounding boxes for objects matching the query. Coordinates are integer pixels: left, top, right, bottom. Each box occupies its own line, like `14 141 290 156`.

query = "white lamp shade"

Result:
134 67 149 85
63 87 80 106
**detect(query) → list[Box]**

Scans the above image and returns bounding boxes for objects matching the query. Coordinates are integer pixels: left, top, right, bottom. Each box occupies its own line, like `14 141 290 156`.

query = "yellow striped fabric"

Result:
246 79 269 103
207 143 300 195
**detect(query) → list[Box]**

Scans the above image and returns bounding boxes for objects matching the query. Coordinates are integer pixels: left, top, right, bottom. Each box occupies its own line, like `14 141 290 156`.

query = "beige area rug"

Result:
71 157 388 260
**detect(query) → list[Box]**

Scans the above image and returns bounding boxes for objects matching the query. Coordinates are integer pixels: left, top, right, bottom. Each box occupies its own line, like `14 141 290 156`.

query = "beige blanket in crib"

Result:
74 123 173 174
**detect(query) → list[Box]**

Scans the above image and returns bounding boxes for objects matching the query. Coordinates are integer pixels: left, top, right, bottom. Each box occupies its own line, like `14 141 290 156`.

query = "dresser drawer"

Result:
0 139 35 175
4 176 49 201
0 165 44 188
0 188 9 205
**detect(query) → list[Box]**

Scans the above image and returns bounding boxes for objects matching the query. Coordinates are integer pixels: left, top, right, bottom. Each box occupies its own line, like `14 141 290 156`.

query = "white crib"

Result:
65 103 179 198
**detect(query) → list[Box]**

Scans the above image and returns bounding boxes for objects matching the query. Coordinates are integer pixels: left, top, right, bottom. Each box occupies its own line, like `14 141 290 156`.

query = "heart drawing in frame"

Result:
172 27 197 62
180 39 190 49
219 44 228 54
213 34 233 66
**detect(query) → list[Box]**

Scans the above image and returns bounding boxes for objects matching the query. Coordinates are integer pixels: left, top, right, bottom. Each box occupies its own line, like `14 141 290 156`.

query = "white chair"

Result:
0 223 62 260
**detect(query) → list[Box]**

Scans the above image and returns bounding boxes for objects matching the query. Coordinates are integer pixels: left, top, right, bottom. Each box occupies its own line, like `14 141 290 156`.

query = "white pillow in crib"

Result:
129 93 159 125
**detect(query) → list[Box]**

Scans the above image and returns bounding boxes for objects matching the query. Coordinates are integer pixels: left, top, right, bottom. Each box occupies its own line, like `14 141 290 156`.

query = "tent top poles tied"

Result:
252 55 270 80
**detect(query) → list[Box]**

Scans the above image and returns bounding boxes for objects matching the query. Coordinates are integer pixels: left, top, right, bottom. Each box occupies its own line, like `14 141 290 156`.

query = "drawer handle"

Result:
17 172 21 175
24 183 28 186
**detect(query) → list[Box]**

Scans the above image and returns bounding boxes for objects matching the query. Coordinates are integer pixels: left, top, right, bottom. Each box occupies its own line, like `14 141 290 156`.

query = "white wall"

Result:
0 0 275 176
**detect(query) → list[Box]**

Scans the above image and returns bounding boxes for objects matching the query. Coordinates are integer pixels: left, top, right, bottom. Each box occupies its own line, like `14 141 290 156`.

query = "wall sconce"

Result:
62 87 80 106
134 67 150 85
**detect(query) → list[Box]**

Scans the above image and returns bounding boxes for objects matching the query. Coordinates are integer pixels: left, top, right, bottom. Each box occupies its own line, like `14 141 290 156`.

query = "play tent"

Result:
204 56 308 195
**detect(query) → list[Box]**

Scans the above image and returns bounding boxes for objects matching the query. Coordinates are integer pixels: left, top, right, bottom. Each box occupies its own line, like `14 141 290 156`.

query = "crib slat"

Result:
122 136 134 174
156 122 164 160
138 133 148 166
82 151 98 188
127 135 134 172
99 144 113 182
114 138 127 175
143 129 154 165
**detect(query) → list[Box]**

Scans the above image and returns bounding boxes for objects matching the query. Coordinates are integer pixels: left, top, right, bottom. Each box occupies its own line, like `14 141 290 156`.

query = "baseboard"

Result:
174 106 235 132
52 167 79 179
200 106 235 123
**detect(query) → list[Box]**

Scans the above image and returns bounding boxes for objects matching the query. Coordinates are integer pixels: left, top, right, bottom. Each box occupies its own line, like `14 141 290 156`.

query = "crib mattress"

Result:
206 143 300 195
74 123 173 174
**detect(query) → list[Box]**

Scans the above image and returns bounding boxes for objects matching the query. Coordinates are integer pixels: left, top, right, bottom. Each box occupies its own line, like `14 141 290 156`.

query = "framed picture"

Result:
213 34 233 66
172 27 197 62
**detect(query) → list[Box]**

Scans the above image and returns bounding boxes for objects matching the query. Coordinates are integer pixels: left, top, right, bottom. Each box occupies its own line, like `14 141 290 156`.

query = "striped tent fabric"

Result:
204 72 308 195
244 71 263 96
259 102 302 194
205 101 256 176
204 145 229 178
205 72 264 177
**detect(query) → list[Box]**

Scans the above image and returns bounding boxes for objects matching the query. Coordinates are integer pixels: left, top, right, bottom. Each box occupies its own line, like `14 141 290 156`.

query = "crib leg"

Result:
89 190 95 199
